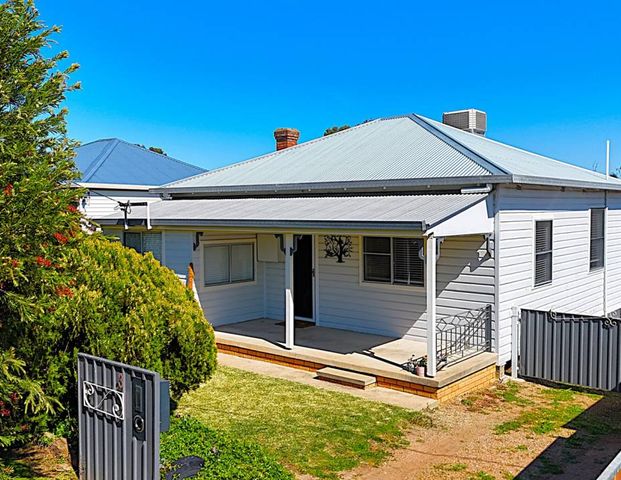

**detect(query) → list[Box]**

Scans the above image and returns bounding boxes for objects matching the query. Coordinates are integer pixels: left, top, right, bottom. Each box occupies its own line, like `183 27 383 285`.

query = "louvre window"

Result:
363 237 424 286
124 232 162 260
534 220 553 286
204 243 254 286
590 208 605 270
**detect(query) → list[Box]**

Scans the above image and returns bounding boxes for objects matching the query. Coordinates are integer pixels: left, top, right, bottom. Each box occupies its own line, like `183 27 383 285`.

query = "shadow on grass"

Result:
515 391 621 479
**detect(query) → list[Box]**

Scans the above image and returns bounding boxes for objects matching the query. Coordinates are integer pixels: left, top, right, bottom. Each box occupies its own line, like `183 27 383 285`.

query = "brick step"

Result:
316 367 377 389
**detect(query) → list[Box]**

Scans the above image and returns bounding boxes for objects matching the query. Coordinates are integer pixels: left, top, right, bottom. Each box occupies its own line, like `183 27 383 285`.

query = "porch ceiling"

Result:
96 192 490 233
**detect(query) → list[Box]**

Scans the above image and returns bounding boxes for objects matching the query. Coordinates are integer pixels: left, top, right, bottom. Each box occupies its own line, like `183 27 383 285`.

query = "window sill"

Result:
199 280 257 293
359 280 425 293
532 280 553 289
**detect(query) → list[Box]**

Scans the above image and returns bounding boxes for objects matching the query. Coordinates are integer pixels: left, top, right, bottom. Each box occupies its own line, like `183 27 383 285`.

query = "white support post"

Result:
146 202 152 230
284 233 295 349
511 306 519 379
426 235 437 377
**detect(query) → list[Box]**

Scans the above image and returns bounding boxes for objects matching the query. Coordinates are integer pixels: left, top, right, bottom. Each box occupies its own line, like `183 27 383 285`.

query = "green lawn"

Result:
176 366 431 479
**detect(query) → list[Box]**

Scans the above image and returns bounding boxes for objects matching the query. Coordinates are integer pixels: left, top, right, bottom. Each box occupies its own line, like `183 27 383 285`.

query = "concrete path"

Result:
218 352 436 411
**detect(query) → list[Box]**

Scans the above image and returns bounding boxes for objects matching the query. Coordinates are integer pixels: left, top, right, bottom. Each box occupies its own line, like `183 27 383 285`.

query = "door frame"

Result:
294 234 316 322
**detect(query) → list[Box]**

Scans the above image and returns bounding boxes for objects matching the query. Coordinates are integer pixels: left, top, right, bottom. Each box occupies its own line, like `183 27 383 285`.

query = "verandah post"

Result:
426 234 437 377
284 233 295 349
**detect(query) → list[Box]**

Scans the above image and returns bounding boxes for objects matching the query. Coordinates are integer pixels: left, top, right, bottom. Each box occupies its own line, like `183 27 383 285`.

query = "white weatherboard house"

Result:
98 111 621 400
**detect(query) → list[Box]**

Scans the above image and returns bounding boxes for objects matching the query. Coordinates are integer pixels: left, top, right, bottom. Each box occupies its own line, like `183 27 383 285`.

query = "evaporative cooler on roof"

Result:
442 109 487 135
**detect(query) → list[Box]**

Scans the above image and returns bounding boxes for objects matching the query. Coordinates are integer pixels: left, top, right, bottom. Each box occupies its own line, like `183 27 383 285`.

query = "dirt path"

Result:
340 381 621 480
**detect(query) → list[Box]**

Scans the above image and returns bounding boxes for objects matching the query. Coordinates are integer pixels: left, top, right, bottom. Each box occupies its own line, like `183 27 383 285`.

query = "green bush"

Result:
161 417 293 480
3 235 217 443
57 235 217 397
0 349 58 448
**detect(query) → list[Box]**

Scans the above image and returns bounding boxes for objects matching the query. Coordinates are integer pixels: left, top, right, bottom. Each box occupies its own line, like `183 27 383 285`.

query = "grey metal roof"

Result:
97 193 487 231
74 138 206 186
157 117 494 192
421 117 619 186
155 114 621 195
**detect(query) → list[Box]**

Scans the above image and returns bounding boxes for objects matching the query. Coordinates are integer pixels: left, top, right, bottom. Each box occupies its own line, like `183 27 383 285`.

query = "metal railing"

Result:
436 304 492 369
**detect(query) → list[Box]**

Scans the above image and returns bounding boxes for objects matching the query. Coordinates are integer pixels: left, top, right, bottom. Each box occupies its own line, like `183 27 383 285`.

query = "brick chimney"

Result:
274 128 300 151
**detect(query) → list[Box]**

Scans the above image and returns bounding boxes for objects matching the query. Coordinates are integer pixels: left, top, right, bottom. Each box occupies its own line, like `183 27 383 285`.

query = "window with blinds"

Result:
123 232 162 261
590 208 605 270
534 220 553 286
363 237 424 286
204 243 255 286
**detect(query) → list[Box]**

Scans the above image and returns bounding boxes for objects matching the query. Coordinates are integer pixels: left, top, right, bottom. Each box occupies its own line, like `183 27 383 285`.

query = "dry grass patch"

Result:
341 380 621 480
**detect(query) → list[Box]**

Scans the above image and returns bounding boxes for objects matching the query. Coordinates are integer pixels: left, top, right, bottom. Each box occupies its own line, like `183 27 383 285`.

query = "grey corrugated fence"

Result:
519 309 621 392
78 353 164 480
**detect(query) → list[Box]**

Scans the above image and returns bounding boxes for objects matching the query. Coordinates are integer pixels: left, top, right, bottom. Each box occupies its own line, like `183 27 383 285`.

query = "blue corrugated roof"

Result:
74 138 205 186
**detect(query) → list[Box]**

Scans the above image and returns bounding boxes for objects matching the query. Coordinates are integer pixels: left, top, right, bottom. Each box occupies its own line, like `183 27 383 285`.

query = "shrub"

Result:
58 235 217 397
161 417 293 480
4 235 217 444
0 349 58 448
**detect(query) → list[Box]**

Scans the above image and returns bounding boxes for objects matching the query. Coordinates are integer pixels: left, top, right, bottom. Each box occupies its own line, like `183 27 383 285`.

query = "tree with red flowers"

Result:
0 0 82 442
0 1 216 449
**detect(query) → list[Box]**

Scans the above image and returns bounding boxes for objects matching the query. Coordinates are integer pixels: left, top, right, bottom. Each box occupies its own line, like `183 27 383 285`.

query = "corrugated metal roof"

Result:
420 117 621 185
74 138 205 186
161 117 493 190
157 114 621 194
97 193 487 230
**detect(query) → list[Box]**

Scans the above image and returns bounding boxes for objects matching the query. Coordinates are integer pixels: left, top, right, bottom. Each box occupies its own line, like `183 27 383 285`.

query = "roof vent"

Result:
442 109 487 136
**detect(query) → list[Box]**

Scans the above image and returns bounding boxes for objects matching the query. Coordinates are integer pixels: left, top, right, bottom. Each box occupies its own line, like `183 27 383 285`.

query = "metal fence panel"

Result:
520 309 621 392
78 353 161 480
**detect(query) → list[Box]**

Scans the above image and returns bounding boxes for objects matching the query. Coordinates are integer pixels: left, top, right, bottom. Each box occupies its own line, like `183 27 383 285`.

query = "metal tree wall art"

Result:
323 235 352 263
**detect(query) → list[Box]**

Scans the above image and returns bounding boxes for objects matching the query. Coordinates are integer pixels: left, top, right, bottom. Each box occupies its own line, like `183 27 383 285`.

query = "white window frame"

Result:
533 218 553 288
359 235 425 290
589 208 605 271
200 238 257 290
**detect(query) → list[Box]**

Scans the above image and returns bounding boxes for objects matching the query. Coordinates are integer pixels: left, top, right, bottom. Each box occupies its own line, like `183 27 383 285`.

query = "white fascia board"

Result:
76 182 157 191
426 197 493 237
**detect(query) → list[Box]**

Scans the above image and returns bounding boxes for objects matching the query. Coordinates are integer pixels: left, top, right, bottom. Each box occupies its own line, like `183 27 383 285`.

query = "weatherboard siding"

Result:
163 231 193 276
192 233 264 326
496 186 613 364
316 235 495 341
605 193 621 314
81 189 159 219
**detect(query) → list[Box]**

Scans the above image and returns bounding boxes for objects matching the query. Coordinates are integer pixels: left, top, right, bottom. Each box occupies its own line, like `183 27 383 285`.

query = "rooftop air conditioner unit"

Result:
442 109 487 136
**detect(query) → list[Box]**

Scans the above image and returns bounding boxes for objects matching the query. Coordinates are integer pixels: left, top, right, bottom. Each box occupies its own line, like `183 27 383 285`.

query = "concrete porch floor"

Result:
215 318 498 395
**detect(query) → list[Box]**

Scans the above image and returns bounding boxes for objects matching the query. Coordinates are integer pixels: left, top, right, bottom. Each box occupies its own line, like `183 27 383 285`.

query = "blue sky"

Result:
38 1 621 173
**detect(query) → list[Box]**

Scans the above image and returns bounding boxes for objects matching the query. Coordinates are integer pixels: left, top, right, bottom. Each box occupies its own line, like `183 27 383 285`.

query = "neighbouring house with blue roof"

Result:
74 138 205 219
96 109 621 400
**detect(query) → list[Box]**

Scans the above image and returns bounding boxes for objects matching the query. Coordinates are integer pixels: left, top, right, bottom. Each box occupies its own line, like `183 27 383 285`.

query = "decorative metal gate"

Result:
78 353 169 479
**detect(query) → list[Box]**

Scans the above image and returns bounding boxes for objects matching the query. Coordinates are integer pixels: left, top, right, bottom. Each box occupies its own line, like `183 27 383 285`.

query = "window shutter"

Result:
231 244 254 282
204 245 230 285
590 209 605 270
534 221 553 285
393 238 424 286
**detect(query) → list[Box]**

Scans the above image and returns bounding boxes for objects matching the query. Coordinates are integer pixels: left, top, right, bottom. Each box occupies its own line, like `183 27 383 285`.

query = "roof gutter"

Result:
151 175 511 197
96 218 425 231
